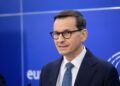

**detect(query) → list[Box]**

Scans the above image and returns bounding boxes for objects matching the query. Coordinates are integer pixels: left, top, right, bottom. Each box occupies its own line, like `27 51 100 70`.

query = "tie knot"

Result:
66 62 74 70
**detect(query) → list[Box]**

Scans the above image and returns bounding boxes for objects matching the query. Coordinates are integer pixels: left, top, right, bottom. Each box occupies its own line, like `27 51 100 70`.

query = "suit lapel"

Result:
49 58 63 86
74 50 98 86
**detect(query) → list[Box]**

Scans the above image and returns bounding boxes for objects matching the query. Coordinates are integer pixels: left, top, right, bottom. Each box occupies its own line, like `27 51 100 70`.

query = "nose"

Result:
58 34 65 42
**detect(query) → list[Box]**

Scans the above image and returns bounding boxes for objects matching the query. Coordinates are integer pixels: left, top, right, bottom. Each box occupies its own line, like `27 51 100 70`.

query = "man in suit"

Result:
40 10 120 86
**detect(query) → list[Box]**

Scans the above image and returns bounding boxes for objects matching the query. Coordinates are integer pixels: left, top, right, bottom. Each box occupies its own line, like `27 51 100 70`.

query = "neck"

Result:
65 45 84 61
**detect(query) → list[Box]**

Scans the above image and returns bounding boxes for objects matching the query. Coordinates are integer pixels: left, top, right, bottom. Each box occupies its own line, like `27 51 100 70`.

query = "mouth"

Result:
58 45 69 50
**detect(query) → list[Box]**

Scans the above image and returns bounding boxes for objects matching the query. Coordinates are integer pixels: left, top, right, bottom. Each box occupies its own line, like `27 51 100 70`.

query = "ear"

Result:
80 29 88 42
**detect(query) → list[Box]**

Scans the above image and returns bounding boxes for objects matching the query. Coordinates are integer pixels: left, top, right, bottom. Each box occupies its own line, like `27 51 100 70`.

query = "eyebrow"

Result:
54 28 77 32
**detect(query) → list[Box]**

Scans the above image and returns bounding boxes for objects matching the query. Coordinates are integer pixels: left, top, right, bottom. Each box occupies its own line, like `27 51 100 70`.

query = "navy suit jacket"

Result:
0 74 6 86
40 50 120 86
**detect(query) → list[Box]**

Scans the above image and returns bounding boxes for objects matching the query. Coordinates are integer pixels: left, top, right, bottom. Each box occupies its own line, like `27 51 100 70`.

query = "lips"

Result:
58 45 69 50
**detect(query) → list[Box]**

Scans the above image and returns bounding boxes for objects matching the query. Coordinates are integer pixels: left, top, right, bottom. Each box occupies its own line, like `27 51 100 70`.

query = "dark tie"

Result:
62 62 74 86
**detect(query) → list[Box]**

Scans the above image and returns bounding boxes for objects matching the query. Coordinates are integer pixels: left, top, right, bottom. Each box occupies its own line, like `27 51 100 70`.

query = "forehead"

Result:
54 17 77 31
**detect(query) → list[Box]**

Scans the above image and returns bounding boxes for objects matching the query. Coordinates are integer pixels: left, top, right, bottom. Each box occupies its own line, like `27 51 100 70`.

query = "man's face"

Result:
53 17 87 58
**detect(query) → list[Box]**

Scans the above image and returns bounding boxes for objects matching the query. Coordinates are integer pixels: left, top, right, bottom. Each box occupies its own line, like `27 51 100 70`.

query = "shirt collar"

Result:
63 46 86 69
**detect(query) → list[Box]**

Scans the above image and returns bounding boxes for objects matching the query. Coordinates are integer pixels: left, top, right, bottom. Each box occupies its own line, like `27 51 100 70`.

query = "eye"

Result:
54 32 60 35
63 31 71 34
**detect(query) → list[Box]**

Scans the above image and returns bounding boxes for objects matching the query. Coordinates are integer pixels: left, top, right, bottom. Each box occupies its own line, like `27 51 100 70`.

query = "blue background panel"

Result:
0 16 21 86
83 10 120 60
0 0 20 14
23 0 120 12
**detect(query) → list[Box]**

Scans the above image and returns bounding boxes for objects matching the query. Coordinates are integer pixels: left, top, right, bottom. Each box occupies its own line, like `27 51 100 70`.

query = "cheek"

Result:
69 38 81 47
54 41 57 46
71 34 82 42
70 36 82 47
54 40 60 49
75 40 81 46
78 34 84 42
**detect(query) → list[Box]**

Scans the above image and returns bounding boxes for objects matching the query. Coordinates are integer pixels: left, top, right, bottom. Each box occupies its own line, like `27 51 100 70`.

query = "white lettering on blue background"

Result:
27 70 41 80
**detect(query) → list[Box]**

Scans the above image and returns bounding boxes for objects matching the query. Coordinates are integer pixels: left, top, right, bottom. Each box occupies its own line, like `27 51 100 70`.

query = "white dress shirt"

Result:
56 47 86 86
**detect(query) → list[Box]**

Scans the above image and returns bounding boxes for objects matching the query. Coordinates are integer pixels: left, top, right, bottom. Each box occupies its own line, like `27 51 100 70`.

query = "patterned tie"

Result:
62 62 74 86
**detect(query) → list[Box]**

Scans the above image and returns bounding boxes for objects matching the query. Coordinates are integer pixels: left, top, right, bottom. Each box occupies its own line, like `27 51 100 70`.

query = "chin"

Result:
59 51 69 56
